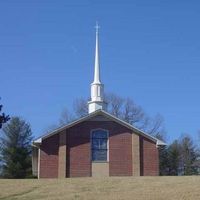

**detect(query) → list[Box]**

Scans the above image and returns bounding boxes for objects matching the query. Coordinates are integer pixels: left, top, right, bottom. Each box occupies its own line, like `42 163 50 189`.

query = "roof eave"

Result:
33 109 166 146
156 139 167 147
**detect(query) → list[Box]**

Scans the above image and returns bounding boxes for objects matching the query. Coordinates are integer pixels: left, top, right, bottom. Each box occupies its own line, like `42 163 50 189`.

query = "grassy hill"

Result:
0 176 199 200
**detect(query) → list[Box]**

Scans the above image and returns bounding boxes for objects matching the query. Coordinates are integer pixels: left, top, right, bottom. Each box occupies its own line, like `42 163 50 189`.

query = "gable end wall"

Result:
38 117 159 178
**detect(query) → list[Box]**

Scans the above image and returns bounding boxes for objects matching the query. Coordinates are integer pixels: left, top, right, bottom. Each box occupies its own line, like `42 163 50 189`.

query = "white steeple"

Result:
88 23 107 113
93 22 101 84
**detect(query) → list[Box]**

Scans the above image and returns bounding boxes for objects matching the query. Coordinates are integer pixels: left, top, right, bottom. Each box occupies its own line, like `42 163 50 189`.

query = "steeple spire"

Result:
88 22 107 113
93 22 101 84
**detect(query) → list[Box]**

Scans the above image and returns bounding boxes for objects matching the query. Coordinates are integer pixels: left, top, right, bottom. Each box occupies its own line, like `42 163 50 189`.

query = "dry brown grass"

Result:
0 176 199 200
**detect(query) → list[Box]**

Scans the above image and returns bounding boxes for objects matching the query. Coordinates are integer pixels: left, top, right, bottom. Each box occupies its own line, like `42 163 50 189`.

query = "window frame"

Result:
90 128 109 163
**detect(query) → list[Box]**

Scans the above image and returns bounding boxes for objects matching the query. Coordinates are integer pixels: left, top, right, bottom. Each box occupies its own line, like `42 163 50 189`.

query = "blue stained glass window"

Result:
91 129 108 161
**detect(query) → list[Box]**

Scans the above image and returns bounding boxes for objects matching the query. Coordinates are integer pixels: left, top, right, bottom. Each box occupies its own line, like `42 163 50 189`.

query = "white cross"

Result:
95 22 100 32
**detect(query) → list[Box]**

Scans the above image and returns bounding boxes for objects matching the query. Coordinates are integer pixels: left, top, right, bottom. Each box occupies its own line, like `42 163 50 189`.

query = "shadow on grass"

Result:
0 187 38 200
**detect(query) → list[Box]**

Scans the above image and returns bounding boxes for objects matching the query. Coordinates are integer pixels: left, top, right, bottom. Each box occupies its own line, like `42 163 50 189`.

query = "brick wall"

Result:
140 136 159 176
109 123 132 176
39 117 159 178
40 134 59 178
132 133 140 176
58 130 67 178
66 123 91 177
66 120 133 177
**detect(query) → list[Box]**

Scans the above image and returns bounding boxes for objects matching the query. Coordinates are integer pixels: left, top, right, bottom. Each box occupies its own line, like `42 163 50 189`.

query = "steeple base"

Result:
88 100 107 114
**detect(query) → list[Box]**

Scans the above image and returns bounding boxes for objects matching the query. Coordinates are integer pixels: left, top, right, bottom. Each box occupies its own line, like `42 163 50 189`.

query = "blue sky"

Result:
0 0 200 142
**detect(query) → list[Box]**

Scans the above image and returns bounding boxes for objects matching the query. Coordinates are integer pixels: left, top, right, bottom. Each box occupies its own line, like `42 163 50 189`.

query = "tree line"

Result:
160 135 199 175
0 95 199 178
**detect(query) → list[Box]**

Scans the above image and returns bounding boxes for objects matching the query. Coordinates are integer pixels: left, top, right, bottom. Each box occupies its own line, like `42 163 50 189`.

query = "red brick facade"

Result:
140 136 159 176
66 123 91 177
40 134 59 178
109 123 132 176
39 118 159 178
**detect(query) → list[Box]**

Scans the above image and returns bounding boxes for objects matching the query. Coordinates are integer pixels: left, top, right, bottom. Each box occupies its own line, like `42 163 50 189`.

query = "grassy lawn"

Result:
0 176 199 200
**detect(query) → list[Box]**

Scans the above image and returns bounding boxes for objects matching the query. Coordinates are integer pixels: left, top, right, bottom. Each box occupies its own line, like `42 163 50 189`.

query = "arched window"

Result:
91 129 108 162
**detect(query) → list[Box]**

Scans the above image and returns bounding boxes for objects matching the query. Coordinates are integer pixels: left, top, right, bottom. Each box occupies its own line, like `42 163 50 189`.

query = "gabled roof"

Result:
33 109 166 147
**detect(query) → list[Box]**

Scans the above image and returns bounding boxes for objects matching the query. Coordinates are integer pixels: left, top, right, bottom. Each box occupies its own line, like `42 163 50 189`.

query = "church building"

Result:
32 25 165 178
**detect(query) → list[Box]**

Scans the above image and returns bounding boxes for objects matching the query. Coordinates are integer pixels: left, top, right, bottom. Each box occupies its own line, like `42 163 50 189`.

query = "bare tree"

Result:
179 134 198 175
145 114 166 140
106 93 123 117
59 108 74 126
122 98 147 126
73 98 88 118
44 108 75 133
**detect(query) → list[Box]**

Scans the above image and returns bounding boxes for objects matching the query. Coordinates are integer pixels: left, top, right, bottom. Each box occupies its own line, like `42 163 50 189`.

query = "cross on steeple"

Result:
95 22 100 33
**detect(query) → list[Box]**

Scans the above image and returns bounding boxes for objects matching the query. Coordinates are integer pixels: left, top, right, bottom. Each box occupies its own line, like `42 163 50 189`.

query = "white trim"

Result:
38 148 40 179
90 128 109 162
156 139 166 147
34 138 42 144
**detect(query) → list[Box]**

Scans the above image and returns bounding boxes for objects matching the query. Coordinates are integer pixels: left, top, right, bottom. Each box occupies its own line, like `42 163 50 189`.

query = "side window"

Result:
91 129 108 162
